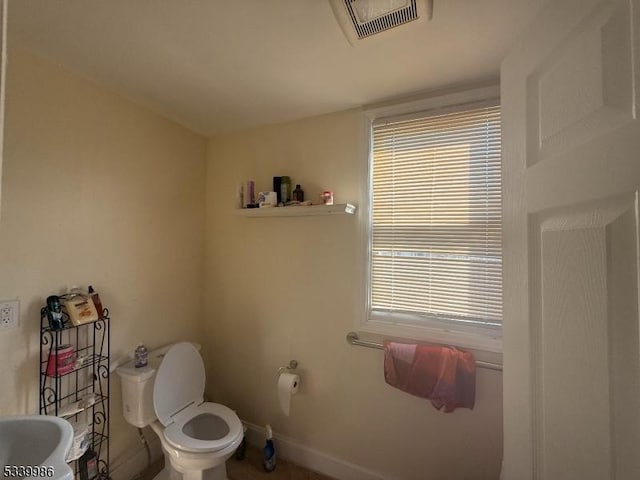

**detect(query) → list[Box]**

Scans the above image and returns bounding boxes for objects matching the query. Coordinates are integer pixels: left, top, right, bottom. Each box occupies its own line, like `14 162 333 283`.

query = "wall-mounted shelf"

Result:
236 203 356 217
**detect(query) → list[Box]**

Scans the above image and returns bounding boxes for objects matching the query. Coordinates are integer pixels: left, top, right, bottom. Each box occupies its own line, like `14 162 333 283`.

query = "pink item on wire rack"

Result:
46 344 76 377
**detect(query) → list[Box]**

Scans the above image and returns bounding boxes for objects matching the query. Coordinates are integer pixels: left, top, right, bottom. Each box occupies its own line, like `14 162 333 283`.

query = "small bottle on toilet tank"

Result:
134 344 148 368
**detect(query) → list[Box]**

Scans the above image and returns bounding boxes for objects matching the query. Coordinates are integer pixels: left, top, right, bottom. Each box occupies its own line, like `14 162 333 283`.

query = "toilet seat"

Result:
163 402 242 453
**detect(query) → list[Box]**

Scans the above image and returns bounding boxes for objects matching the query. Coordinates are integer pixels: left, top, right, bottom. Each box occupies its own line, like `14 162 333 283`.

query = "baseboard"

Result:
109 422 387 480
109 432 163 480
243 421 387 480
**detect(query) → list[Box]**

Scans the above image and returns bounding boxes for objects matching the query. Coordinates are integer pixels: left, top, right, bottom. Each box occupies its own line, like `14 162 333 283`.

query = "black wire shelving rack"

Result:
39 306 110 480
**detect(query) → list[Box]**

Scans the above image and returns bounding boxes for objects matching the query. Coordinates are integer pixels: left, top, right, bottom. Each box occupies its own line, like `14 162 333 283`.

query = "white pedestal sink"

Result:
0 415 74 480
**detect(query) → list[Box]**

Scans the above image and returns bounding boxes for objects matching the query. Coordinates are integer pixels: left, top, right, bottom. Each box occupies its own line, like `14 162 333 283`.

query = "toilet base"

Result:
154 448 230 480
148 419 240 480
152 467 172 480
153 464 228 480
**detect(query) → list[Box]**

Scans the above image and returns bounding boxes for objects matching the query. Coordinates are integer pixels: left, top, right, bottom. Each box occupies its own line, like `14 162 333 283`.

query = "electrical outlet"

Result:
0 299 19 329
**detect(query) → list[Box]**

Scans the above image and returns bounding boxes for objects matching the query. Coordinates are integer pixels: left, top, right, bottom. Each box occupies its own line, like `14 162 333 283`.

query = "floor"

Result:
228 445 335 480
136 445 336 480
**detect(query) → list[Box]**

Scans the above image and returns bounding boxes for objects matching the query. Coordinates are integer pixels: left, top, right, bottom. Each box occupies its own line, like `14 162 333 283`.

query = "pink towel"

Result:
383 341 476 412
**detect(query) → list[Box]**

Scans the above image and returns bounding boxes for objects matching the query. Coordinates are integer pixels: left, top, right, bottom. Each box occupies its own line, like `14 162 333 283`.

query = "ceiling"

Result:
10 0 545 135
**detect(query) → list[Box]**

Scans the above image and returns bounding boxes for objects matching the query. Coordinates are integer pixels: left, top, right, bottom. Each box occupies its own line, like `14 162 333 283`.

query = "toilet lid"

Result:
153 342 205 426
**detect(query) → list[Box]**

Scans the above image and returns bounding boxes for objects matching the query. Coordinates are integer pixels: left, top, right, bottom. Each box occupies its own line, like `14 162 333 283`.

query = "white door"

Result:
502 0 640 478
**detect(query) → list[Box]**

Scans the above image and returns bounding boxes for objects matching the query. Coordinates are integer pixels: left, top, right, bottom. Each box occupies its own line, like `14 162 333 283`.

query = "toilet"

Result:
116 342 243 480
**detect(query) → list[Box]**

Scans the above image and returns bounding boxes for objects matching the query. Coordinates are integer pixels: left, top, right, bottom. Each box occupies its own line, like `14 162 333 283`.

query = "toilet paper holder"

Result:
278 360 298 375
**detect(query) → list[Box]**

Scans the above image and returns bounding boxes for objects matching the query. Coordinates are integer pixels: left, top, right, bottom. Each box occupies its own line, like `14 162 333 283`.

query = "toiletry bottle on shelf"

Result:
280 176 291 204
63 287 99 326
273 177 282 205
321 191 334 205
46 295 64 330
87 286 103 319
262 424 276 472
78 448 98 480
134 344 148 368
293 184 304 202
244 180 255 207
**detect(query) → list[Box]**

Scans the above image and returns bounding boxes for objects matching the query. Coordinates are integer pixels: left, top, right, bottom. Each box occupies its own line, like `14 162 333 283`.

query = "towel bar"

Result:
346 332 503 372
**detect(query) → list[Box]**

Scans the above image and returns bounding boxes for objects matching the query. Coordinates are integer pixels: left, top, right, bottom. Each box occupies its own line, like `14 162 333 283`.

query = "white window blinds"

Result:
370 104 502 328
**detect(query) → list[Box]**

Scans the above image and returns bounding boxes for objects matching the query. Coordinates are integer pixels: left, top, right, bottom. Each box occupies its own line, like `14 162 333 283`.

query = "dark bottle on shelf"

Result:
79 448 98 480
46 295 64 330
280 176 291 203
273 176 282 205
88 286 103 319
293 184 304 202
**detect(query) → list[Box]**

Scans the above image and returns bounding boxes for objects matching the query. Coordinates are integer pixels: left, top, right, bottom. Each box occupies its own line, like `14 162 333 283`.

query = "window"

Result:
365 99 502 351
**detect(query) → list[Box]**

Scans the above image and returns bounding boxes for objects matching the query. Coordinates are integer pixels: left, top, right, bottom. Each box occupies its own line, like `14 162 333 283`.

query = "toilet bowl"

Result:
117 342 242 480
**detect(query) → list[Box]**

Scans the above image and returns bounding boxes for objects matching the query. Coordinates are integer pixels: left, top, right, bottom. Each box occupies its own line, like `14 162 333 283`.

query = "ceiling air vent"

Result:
329 0 433 45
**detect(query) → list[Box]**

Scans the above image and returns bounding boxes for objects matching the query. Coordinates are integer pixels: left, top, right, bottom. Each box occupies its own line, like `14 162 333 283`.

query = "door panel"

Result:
532 197 639 479
502 0 640 478
527 0 636 165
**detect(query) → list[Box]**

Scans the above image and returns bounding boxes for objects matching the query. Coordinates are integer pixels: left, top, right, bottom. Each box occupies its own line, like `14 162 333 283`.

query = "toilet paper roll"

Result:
277 372 300 416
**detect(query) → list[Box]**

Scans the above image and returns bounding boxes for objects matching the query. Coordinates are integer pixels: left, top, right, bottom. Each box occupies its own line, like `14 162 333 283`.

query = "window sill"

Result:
359 317 503 354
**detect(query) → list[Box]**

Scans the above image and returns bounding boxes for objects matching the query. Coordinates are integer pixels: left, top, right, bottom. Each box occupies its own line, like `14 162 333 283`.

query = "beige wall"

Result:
205 110 503 480
0 48 206 466
0 45 502 480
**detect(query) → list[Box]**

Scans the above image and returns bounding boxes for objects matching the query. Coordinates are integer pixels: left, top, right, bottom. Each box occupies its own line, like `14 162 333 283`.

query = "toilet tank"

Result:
116 345 172 428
